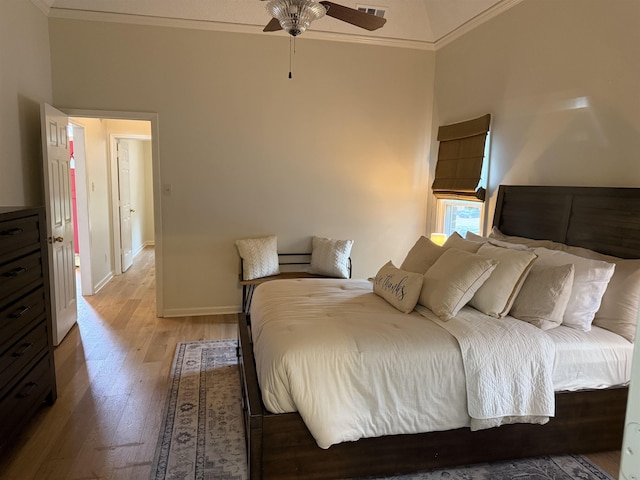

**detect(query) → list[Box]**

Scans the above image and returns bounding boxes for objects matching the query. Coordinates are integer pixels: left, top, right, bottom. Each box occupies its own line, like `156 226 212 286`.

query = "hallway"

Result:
0 247 237 479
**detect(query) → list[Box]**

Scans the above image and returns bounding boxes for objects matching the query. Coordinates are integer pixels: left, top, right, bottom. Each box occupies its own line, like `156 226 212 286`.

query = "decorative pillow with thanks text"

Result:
373 261 424 314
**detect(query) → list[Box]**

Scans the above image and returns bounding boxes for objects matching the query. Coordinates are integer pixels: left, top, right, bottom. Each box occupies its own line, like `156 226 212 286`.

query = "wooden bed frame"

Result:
237 185 639 480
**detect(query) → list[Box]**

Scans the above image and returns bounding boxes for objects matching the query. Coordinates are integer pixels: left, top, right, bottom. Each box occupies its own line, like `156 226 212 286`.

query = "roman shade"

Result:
432 114 491 201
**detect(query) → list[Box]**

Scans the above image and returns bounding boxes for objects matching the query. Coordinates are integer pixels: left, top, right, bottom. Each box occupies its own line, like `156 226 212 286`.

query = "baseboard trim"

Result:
94 272 114 294
162 306 240 318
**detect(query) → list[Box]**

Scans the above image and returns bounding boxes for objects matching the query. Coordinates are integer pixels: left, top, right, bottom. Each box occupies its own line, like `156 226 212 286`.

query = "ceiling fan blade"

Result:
319 1 386 31
263 17 283 32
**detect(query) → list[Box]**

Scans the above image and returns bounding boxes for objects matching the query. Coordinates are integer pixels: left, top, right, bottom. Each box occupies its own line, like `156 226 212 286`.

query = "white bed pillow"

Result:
419 248 497 321
488 228 638 341
235 235 280 280
592 258 640 342
309 236 353 278
400 236 445 274
551 244 640 343
510 264 575 330
533 247 615 331
467 230 534 252
469 243 538 318
373 261 424 314
489 227 557 250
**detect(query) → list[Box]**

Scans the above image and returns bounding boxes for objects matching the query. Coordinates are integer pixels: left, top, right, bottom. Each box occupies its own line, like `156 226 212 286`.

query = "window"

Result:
431 114 491 239
436 199 483 237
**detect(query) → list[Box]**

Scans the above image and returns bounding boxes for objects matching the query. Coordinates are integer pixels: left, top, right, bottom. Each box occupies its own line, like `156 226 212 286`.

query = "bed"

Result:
237 185 639 480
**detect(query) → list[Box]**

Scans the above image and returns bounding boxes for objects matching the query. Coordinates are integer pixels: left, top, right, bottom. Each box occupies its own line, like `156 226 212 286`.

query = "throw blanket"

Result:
417 306 556 430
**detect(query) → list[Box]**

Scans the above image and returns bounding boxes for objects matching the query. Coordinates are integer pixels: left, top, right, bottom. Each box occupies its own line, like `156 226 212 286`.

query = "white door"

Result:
117 140 134 272
41 104 77 346
620 319 640 479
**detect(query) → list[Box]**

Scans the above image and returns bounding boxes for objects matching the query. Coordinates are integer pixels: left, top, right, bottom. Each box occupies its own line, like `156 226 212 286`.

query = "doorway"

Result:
110 134 154 275
63 109 163 316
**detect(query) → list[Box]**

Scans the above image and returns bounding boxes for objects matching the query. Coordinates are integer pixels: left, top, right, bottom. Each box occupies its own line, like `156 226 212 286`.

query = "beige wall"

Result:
431 0 640 234
49 19 436 314
71 117 114 290
143 141 155 244
0 1 52 206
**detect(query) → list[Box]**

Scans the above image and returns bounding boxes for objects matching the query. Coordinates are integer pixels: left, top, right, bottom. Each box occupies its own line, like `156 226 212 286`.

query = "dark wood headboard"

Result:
493 185 640 259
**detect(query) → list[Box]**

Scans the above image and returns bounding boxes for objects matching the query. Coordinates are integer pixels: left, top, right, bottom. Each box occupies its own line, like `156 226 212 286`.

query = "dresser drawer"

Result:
0 322 49 399
0 207 56 454
0 215 41 262
0 252 44 304
0 289 46 353
0 353 53 441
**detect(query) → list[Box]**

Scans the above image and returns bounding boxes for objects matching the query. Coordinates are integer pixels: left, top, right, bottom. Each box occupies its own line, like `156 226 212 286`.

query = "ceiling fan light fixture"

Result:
266 0 327 36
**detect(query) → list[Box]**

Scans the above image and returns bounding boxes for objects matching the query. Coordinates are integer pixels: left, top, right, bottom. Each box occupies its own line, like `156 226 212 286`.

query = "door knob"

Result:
53 236 64 243
130 209 136 213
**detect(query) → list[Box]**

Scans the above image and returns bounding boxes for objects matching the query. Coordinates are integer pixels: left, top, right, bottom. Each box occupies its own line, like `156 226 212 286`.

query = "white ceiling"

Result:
37 0 521 48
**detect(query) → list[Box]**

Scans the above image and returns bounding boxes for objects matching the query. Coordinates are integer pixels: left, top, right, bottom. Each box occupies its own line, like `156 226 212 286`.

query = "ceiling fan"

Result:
261 0 387 37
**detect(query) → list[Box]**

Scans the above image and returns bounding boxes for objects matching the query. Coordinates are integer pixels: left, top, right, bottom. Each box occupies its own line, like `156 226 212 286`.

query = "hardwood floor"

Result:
0 246 622 479
0 247 237 480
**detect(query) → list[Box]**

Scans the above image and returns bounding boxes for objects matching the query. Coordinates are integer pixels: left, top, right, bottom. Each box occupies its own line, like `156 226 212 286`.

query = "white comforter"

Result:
249 278 625 449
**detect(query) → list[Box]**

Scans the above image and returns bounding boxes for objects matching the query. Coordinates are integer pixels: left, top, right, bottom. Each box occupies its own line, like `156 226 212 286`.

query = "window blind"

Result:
432 114 491 201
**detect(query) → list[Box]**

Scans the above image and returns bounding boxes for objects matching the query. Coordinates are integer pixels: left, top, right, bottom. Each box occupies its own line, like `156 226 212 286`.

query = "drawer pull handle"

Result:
4 267 27 277
12 342 34 357
0 227 24 237
16 382 38 399
9 305 32 319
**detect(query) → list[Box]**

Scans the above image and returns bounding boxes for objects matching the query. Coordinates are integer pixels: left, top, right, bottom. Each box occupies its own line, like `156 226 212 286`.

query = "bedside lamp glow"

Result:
430 233 447 246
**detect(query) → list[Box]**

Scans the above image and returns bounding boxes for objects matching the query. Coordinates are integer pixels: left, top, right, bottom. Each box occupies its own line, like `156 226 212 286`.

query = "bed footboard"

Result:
237 313 627 480
238 313 264 480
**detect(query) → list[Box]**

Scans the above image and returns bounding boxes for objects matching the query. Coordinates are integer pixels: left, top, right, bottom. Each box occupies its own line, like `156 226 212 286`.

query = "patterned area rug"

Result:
150 340 614 480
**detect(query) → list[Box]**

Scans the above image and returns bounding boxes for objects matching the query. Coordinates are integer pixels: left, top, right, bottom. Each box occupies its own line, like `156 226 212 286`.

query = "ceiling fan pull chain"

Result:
289 36 295 79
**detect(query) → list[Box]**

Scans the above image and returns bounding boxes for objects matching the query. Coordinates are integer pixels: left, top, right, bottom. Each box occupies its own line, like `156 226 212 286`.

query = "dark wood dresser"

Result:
0 207 57 452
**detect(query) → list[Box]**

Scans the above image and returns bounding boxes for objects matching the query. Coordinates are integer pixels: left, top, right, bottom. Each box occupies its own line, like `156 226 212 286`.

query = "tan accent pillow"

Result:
465 231 487 243
443 231 483 253
373 261 424 314
533 248 615 331
419 248 497 321
309 236 353 278
510 264 575 330
235 236 280 280
400 236 445 274
469 243 538 318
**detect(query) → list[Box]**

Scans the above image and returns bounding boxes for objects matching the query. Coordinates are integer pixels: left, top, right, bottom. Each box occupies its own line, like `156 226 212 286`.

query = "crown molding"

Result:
48 7 435 51
48 1 525 52
435 0 524 49
303 31 434 51
30 0 52 16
